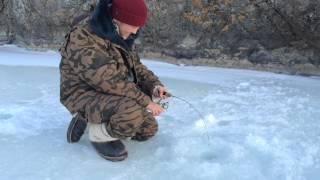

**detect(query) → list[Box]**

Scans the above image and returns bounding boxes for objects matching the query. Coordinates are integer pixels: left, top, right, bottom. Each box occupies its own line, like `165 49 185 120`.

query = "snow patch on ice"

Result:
246 134 271 152
194 114 218 129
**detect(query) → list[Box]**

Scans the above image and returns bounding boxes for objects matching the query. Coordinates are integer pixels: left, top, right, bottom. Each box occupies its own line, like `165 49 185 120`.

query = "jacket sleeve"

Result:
67 31 151 107
133 53 164 96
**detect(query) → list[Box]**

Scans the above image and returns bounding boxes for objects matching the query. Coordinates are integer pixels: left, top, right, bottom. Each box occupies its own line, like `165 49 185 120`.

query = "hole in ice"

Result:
0 113 13 120
200 150 217 162
217 120 231 126
199 146 232 162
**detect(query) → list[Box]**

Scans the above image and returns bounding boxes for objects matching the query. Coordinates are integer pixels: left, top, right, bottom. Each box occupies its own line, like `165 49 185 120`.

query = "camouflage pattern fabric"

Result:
59 20 162 138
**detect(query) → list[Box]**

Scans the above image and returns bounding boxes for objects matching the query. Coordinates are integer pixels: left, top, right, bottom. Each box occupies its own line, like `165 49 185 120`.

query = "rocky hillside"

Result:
1 0 319 75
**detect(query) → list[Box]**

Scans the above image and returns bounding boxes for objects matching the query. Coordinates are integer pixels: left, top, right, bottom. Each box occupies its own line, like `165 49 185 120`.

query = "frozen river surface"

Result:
0 45 320 180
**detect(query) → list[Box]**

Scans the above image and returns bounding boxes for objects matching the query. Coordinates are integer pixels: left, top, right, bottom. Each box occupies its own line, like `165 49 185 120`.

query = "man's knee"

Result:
136 114 158 138
106 98 145 139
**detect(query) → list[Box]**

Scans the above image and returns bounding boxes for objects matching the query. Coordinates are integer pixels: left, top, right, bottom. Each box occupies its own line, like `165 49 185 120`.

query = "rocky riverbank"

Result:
1 0 319 75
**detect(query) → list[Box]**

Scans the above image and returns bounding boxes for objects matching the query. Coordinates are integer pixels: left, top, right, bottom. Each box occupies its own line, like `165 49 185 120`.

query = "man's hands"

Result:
146 85 169 116
146 102 164 116
153 85 169 99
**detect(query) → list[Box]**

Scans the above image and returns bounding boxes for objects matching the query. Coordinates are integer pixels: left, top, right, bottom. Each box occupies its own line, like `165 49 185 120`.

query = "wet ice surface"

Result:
1 45 320 180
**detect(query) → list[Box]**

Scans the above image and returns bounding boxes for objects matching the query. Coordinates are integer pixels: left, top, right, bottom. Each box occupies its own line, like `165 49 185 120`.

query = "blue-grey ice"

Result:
0 45 320 180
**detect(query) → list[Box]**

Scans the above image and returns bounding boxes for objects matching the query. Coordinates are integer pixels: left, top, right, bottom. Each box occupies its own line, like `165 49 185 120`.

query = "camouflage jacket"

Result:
59 20 163 115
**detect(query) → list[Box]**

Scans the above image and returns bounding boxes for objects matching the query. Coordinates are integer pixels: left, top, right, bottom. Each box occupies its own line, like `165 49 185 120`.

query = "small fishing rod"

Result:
157 92 212 146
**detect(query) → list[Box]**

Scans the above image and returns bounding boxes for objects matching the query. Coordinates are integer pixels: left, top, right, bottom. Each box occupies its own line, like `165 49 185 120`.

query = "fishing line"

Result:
161 92 212 146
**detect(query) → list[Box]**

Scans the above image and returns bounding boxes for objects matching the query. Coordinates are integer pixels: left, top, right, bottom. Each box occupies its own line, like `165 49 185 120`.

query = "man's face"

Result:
118 22 139 40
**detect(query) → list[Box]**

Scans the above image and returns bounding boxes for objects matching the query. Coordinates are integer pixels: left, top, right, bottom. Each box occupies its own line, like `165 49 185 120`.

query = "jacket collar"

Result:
88 0 140 52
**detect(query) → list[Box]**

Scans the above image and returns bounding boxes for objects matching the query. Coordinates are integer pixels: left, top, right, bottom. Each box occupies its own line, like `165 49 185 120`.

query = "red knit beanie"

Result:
111 0 148 27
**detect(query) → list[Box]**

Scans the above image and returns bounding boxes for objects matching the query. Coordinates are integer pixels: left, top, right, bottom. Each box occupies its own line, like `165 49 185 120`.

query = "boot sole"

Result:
67 116 85 143
96 151 128 162
90 141 128 161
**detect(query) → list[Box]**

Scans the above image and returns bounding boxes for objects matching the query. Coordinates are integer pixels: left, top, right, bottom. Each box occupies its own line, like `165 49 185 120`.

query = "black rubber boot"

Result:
91 140 128 161
67 113 87 143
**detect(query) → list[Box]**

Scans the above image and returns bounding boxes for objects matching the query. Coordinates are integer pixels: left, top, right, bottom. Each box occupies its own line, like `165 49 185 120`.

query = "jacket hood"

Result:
88 0 140 51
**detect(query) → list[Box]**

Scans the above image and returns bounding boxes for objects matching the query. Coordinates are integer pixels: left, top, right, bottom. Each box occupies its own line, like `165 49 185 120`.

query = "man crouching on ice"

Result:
59 0 168 161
